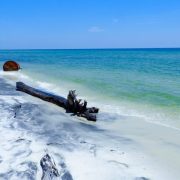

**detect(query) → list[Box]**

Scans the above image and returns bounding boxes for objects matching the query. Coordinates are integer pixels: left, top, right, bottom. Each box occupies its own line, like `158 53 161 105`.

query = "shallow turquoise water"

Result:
0 49 180 127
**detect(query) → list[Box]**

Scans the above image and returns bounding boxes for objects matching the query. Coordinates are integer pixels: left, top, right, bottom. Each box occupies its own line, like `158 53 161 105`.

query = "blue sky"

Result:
0 0 180 49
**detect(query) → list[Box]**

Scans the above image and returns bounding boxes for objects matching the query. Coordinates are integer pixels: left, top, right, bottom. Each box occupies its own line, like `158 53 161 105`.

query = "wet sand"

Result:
0 77 178 180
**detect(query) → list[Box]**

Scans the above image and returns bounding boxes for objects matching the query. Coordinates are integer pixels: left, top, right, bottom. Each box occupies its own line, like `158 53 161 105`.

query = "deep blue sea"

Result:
0 49 180 128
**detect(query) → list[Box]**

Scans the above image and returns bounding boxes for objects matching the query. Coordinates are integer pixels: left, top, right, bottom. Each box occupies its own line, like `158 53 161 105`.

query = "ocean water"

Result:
0 49 180 179
0 49 179 129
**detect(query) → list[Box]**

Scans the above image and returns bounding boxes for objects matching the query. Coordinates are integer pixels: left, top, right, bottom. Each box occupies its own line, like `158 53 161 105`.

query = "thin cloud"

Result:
88 26 104 33
112 18 119 23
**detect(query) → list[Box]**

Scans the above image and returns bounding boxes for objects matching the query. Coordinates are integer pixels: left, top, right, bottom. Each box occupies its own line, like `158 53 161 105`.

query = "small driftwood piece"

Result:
40 154 60 180
16 82 99 121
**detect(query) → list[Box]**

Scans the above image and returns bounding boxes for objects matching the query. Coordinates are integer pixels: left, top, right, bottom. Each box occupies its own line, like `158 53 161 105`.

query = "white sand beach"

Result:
0 72 180 180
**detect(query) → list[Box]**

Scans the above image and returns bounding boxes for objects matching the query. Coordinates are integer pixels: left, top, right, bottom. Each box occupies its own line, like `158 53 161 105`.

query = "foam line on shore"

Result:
1 70 180 132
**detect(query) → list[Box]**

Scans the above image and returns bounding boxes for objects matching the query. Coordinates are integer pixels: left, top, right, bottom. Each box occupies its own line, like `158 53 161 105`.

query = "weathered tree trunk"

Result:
16 82 67 108
16 82 98 121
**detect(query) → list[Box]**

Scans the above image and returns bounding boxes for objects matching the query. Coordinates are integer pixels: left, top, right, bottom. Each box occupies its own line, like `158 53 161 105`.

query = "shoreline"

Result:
0 77 159 179
0 75 179 179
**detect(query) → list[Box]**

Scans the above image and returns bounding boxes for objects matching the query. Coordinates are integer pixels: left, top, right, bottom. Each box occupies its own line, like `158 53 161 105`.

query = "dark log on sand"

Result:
3 60 20 71
16 82 67 108
16 82 99 121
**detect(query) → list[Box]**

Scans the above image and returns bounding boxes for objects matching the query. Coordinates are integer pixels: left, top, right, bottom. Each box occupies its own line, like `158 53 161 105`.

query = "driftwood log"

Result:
40 154 73 180
40 154 60 179
16 82 99 121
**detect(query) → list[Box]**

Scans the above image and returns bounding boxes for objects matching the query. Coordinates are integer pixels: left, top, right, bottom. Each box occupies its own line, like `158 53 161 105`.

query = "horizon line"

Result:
0 47 180 50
